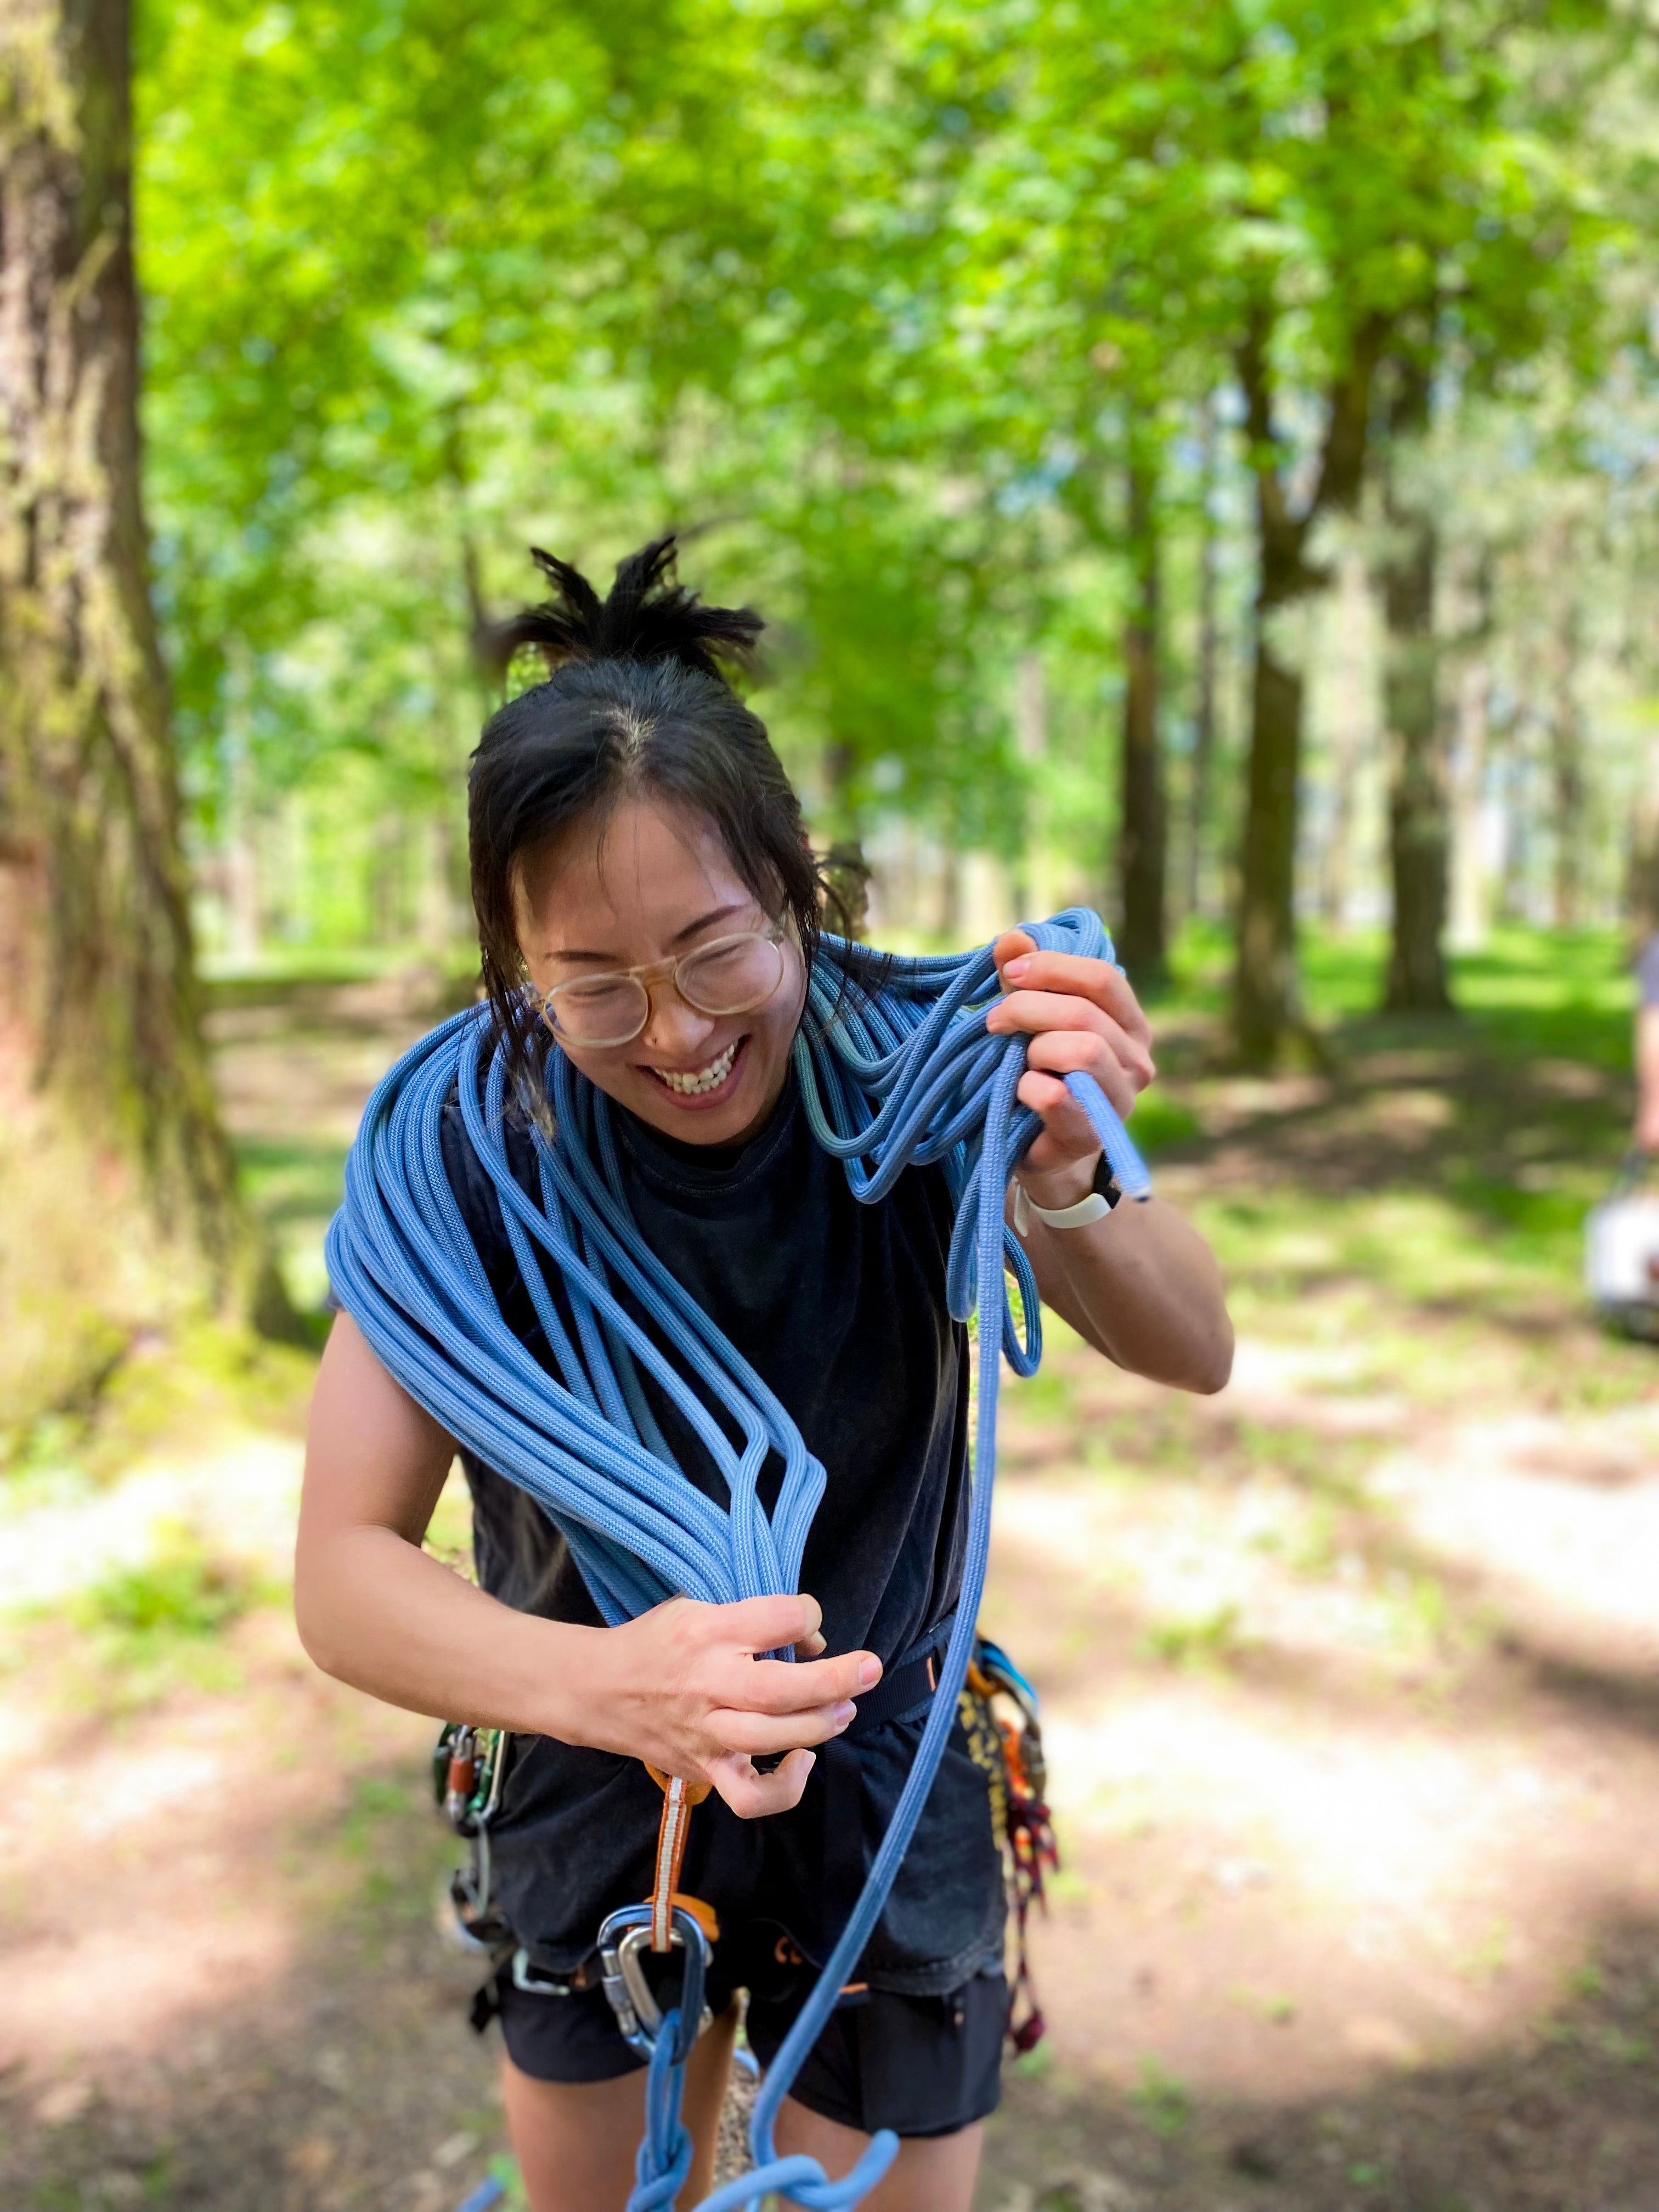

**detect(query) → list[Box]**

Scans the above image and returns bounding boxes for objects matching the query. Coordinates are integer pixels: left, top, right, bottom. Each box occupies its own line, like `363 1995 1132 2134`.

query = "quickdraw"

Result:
432 1722 514 1953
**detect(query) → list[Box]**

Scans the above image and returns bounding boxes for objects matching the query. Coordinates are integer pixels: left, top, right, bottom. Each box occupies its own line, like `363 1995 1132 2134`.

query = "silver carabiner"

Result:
597 1905 713 2062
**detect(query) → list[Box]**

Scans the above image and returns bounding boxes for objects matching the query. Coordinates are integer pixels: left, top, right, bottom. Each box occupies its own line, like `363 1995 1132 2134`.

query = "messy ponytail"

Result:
469 538 857 1093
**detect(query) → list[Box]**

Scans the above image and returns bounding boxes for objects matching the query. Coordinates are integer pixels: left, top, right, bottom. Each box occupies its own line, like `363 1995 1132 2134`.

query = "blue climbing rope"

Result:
328 910 1150 2212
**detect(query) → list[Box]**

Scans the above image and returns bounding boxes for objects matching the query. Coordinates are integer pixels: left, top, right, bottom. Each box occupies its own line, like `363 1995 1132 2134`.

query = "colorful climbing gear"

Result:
329 910 1150 2209
964 1640 1060 2055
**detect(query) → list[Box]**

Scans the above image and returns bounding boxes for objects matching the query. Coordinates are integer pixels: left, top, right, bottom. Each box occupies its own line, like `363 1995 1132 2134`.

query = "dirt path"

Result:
4 994 1657 2211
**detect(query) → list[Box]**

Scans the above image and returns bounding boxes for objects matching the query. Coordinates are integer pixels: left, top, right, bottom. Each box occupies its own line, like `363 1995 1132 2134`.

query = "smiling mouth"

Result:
646 1037 743 1098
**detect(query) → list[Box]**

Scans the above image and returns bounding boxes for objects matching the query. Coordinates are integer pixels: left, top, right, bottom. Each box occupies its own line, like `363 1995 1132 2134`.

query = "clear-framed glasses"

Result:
538 922 789 1049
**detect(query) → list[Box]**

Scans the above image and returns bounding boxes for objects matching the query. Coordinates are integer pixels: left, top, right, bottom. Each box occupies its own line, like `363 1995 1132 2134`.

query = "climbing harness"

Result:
329 910 1149 2210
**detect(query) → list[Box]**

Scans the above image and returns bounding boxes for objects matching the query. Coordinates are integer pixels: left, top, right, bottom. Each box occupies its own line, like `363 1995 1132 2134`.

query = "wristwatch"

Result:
1012 1153 1120 1237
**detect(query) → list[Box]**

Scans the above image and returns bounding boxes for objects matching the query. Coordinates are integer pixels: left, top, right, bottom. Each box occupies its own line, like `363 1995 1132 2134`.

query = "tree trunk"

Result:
1117 448 1166 983
1231 311 1380 1065
1184 397 1220 924
820 736 870 938
1234 625 1306 1062
0 0 251 1297
1380 361 1453 1013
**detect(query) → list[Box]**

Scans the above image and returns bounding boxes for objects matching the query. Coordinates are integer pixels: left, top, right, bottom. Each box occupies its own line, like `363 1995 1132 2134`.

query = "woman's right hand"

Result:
574 1593 882 1818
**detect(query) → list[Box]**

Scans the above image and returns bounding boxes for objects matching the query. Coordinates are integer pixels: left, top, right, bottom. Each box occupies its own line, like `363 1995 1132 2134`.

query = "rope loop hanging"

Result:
326 909 1150 2211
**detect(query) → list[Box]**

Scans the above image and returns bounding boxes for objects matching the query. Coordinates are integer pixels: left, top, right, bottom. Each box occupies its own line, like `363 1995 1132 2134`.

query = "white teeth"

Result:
653 1041 739 1096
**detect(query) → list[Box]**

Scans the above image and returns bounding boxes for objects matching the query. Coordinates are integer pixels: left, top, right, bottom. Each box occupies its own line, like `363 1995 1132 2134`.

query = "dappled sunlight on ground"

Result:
983 1336 1659 2116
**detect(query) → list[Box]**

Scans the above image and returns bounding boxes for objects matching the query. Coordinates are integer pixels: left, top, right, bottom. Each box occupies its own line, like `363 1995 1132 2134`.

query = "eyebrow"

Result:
549 900 754 966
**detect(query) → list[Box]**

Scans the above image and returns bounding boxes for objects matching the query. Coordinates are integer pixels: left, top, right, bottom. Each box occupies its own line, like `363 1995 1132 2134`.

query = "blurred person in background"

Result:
1631 817 1659 1152
1637 934 1659 1151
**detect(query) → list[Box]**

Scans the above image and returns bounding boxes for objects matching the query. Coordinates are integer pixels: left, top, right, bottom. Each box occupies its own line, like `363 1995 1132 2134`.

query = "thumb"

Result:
724 1592 822 1657
994 929 1035 985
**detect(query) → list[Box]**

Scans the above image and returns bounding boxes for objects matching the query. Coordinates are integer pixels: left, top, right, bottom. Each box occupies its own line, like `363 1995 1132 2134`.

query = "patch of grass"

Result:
1140 1602 1243 1671
339 1773 415 1858
72 1536 251 1639
2 1319 314 1492
60 1526 268 1709
1125 1089 1203 1154
1131 2055 1192 2138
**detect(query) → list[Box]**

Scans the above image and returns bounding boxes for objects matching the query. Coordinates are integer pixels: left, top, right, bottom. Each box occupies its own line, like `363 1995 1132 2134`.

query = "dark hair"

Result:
469 537 848 1090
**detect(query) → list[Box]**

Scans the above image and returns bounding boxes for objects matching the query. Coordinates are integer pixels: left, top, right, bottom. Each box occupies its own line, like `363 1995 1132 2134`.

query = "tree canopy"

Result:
131 0 1659 1035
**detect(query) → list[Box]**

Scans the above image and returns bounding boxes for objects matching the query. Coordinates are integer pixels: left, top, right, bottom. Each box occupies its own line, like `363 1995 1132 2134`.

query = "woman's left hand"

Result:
985 928 1155 1204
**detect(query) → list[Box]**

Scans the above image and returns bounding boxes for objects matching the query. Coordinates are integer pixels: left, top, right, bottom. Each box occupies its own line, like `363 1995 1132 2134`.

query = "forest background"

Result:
138 0 1659 1034
5 0 1659 1370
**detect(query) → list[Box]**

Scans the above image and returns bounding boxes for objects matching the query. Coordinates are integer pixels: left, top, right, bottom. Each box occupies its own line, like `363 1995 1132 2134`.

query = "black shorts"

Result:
496 1954 1008 2140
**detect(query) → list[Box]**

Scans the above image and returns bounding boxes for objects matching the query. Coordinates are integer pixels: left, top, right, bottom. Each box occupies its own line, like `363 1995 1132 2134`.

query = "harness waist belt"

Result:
843 1617 955 1742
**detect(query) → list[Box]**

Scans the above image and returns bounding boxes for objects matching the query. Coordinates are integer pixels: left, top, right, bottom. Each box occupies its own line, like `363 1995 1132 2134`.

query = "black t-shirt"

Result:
442 1067 972 1670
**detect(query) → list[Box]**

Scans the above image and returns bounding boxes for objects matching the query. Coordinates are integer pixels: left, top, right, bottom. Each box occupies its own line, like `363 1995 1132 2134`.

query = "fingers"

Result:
1016 1066 1132 1139
988 990 1155 1084
793 1630 827 1659
738 1649 881 1716
709 1698 857 1756
1023 1033 1142 1121
711 1747 816 1820
994 944 1150 1040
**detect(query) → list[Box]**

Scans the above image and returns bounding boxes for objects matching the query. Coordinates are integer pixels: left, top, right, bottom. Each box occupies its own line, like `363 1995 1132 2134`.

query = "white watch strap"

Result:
1013 1181 1113 1237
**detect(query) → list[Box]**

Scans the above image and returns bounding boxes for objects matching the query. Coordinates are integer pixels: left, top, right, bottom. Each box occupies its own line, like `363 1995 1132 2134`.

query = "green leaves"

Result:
133 0 1645 960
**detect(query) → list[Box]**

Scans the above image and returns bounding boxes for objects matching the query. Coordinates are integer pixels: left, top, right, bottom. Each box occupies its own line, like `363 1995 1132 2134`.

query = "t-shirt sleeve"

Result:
1638 934 1659 1010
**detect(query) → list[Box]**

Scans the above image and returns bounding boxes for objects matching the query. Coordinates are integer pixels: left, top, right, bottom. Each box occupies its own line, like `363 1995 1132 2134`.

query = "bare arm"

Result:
986 932 1233 1395
1012 1190 1232 1391
295 1313 881 1817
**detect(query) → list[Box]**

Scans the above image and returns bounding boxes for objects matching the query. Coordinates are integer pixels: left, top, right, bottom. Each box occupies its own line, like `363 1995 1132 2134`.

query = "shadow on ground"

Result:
980 1911 1659 2211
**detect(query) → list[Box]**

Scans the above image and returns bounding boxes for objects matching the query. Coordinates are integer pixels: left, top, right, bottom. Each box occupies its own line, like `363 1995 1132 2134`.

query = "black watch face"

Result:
1091 1155 1121 1206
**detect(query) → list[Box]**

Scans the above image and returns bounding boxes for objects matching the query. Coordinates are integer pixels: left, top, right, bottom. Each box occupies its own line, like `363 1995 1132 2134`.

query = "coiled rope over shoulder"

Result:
326 909 1150 2211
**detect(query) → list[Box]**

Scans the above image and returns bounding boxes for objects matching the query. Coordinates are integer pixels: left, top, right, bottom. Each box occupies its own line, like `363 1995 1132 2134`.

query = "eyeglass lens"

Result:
546 932 785 1046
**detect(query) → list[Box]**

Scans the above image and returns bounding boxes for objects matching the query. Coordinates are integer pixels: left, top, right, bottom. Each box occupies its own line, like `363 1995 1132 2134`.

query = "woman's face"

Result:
516 796 806 1147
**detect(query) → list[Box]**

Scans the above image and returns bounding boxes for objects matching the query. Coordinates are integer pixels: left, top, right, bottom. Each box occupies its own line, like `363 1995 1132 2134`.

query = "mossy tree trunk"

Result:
1380 357 1454 1013
1231 309 1381 1066
1116 445 1166 986
0 0 251 1304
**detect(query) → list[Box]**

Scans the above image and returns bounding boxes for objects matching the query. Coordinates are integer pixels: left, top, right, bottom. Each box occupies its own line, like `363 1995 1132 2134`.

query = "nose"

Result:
639 975 718 1060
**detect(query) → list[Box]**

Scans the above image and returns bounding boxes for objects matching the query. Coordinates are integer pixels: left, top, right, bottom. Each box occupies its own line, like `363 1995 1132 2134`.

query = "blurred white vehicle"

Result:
1585 1158 1659 1336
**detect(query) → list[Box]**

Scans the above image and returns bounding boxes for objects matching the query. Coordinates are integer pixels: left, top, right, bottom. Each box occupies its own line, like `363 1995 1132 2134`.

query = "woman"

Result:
296 540 1232 2212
